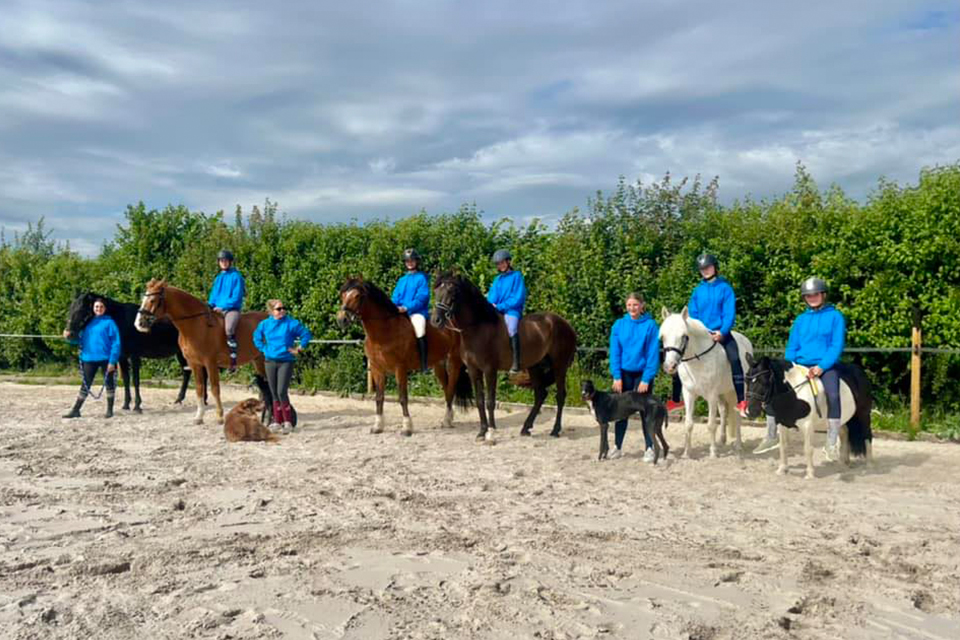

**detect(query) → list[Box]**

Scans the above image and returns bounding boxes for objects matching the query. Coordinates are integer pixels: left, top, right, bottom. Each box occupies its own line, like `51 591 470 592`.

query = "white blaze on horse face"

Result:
659 314 687 374
134 294 151 333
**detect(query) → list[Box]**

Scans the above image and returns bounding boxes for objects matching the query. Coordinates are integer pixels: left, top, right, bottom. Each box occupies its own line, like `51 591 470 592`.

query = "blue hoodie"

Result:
487 270 527 318
785 304 846 371
609 313 660 383
208 267 246 311
78 315 121 364
688 276 736 335
253 315 313 362
391 271 430 316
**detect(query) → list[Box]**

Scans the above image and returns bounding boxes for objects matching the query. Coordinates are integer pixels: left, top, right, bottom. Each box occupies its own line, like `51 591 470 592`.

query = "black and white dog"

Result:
581 379 669 463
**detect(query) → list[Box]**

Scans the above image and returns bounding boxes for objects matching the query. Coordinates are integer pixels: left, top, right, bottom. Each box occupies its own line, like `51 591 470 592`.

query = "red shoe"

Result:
737 400 749 417
666 400 684 413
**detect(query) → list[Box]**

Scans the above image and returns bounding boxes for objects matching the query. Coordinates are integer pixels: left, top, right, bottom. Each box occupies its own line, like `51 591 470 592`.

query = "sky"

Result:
1 0 958 255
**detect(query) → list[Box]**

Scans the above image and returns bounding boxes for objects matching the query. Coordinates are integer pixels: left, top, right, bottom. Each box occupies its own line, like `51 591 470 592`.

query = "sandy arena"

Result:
1 381 958 639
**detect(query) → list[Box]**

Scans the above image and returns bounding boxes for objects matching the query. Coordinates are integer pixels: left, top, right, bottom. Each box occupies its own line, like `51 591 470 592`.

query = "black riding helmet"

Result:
402 248 421 266
217 249 235 262
696 253 718 272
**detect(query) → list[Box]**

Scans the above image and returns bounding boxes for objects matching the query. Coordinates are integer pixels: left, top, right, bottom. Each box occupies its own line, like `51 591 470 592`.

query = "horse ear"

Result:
745 352 755 368
680 305 689 321
661 306 670 320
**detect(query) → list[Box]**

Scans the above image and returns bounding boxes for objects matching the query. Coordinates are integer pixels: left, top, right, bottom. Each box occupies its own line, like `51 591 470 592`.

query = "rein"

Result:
745 366 821 413
433 300 464 332
663 334 719 362
139 289 213 324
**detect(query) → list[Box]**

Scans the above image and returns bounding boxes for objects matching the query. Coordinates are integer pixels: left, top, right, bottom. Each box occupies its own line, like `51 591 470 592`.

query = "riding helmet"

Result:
800 277 827 296
217 249 235 262
696 253 718 271
491 249 512 264
402 248 421 263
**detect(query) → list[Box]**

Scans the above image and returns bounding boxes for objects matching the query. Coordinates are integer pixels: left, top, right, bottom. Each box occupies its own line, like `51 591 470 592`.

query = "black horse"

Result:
65 292 200 412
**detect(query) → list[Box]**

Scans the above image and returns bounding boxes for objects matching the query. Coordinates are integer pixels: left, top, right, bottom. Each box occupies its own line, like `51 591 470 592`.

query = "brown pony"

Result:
431 273 577 442
336 277 472 436
135 279 271 425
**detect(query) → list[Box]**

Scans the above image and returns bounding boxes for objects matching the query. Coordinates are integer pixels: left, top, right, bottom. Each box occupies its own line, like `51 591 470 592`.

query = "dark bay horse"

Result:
134 279 271 425
336 277 472 436
65 292 199 411
430 273 577 442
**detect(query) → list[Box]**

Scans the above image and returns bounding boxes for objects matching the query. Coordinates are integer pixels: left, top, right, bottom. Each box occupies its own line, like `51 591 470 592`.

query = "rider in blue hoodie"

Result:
608 292 660 462
392 248 431 373
208 249 246 371
254 299 313 434
668 253 746 416
62 297 121 419
754 277 847 459
487 249 527 373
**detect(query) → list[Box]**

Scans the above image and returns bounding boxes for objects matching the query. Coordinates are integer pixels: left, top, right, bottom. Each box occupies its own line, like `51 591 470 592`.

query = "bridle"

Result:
138 288 211 325
433 299 462 332
745 367 775 406
662 333 718 363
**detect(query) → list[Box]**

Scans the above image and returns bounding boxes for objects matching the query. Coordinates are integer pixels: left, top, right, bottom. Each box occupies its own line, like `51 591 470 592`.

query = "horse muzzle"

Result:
134 311 155 333
335 309 356 330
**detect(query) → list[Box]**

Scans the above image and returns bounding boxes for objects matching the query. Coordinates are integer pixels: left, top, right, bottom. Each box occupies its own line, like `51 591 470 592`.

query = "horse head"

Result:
135 279 167 333
743 353 775 419
430 272 460 329
336 277 366 329
65 292 100 340
659 306 691 375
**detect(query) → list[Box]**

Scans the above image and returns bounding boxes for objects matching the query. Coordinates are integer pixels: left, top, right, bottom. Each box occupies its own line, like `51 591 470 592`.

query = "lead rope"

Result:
77 357 110 400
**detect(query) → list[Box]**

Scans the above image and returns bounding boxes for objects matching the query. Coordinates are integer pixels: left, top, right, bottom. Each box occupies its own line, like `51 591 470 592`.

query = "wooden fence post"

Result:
910 307 922 434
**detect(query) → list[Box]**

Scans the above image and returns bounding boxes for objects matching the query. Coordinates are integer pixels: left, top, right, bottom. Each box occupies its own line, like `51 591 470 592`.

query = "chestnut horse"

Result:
336 277 472 436
430 273 577 442
134 279 271 425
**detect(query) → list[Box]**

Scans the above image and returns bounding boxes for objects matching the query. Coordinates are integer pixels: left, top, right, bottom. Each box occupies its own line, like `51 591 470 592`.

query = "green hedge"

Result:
2 164 959 414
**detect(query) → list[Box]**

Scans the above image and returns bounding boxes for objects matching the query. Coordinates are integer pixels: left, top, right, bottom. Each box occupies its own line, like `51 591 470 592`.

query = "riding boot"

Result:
227 334 238 373
270 401 282 430
63 397 84 419
509 334 522 373
104 393 115 419
417 336 429 373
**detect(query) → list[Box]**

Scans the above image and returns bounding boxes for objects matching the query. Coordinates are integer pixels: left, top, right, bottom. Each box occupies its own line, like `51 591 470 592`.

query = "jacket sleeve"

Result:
229 273 246 309
295 320 313 349
785 317 801 361
207 274 219 306
641 324 660 384
818 312 846 370
486 277 501 308
413 275 430 312
108 322 122 365
503 273 527 311
253 320 267 354
719 284 736 336
609 321 622 380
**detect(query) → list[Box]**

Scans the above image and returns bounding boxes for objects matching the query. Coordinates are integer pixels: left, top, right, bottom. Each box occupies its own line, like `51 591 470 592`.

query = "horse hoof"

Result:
370 427 384 434
549 429 561 438
804 472 815 481
519 429 531 437
776 466 787 476
193 419 203 425
400 429 412 437
709 447 718 458
476 433 486 442
134 407 143 415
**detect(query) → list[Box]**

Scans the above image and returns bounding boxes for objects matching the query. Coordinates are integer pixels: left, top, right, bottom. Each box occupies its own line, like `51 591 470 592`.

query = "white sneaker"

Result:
642 448 655 463
608 448 623 460
823 443 840 462
753 437 780 455
268 422 282 434
281 421 294 435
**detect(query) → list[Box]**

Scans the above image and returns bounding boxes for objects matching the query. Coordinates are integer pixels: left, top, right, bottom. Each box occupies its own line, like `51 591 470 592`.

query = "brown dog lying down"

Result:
224 398 279 443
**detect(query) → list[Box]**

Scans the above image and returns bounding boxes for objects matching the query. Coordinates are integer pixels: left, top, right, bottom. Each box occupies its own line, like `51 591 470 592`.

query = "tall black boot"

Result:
63 397 85 419
417 336 429 373
509 334 522 374
227 334 238 373
104 393 115 419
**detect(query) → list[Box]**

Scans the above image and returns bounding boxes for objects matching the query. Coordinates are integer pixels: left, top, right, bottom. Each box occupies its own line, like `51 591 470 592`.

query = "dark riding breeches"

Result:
820 368 841 419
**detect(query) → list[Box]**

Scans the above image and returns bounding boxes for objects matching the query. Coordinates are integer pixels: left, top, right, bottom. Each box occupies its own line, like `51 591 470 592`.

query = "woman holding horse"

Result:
208 249 246 372
667 253 747 417
753 277 846 459
608 292 660 462
391 248 431 373
253 300 313 434
486 249 527 373
62 297 121 419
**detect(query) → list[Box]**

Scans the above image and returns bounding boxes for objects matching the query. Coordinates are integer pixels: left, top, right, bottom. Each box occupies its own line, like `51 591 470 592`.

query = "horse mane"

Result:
340 277 399 315
436 272 500 325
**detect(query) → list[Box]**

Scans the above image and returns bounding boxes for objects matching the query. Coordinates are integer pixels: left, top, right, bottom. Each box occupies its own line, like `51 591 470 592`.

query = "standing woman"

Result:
608 292 661 462
486 249 527 373
391 248 431 373
62 298 121 419
208 249 246 372
253 299 312 434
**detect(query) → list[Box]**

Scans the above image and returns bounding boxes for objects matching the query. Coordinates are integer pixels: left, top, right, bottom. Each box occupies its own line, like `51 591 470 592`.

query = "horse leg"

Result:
717 398 728 449
840 424 851 466
681 387 696 458
120 357 132 410
522 383 547 437
175 351 191 405
208 365 225 424
483 368 498 443
371 370 386 434
776 424 789 475
472 370 488 441
193 362 206 425
550 372 567 437
803 421 815 480
397 368 413 436
436 360 454 428
132 355 143 413
706 398 719 458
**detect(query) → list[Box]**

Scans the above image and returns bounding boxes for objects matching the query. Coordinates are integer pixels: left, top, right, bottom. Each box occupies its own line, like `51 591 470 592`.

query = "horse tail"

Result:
453 364 473 410
841 364 873 458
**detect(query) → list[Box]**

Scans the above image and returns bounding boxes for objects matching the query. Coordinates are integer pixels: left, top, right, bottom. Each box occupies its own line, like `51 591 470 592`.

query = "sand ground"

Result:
1 381 958 639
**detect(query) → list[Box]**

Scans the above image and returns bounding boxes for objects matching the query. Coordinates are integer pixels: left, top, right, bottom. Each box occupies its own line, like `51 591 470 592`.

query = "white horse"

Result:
743 355 873 479
660 307 753 458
